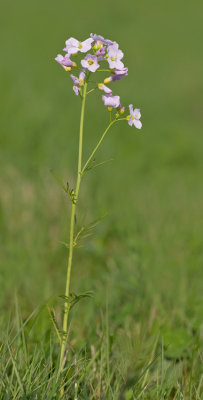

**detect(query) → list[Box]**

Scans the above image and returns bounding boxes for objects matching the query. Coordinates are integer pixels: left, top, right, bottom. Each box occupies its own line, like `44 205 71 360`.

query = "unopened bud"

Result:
64 66 71 72
98 83 103 90
115 113 119 119
107 107 113 112
120 107 125 114
72 62 77 68
104 77 112 84
126 115 130 120
94 40 103 50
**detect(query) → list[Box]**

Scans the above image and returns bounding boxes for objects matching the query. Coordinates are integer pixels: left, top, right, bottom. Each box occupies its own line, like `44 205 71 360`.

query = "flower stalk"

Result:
59 81 87 370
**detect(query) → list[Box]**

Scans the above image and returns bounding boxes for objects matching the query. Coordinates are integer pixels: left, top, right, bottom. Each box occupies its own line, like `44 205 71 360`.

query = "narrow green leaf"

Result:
82 158 114 175
59 291 93 310
50 169 69 194
7 343 25 396
47 306 62 345
50 169 76 203
73 215 106 247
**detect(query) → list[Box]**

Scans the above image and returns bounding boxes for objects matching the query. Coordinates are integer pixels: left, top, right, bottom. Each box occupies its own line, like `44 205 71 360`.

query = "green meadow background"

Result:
0 0 203 396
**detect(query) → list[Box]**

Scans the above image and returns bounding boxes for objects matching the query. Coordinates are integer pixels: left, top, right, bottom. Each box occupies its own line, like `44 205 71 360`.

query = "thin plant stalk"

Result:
59 93 126 371
59 82 88 369
81 118 126 176
58 91 125 374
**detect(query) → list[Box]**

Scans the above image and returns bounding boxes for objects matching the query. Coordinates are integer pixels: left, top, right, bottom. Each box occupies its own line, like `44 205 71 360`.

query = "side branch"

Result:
81 119 116 176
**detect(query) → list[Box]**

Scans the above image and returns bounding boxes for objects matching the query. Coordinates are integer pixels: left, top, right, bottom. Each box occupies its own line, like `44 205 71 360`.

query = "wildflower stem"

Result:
81 119 116 176
59 82 88 371
97 69 111 72
59 90 124 375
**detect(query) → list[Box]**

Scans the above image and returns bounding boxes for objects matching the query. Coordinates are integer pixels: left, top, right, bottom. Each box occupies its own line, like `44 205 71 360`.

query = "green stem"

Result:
59 97 125 375
97 69 111 72
59 82 88 370
81 119 116 175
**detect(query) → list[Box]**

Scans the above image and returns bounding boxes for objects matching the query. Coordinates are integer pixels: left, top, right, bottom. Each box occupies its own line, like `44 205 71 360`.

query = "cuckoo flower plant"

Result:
54 33 143 378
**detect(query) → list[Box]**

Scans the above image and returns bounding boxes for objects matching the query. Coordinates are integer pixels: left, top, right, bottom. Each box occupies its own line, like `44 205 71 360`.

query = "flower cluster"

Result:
55 33 142 129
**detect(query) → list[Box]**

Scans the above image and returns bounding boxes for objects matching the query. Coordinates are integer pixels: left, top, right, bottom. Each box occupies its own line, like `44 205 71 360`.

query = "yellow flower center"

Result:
88 59 94 65
78 42 83 49
110 56 115 61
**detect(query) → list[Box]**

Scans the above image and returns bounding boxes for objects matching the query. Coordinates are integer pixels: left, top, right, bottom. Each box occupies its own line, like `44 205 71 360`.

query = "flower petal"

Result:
73 85 80 96
98 84 112 95
133 119 142 129
134 109 141 120
90 33 114 46
64 37 79 53
66 37 79 47
129 104 133 114
55 54 64 65
70 74 80 85
102 95 120 108
79 71 86 81
62 54 73 67
80 38 94 52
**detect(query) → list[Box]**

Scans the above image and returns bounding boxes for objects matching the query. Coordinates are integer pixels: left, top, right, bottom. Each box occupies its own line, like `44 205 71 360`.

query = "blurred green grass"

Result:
0 0 203 392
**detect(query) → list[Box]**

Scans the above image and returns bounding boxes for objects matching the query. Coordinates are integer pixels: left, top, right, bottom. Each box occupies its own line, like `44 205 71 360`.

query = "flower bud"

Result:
126 115 130 120
120 107 125 114
94 40 103 50
107 106 113 112
98 83 103 90
115 113 120 119
64 66 72 72
72 62 77 68
104 77 112 84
